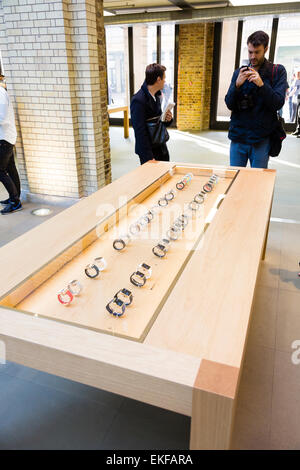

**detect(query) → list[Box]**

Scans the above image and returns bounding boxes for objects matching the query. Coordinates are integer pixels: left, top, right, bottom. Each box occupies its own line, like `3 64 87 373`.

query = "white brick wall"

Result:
0 0 110 198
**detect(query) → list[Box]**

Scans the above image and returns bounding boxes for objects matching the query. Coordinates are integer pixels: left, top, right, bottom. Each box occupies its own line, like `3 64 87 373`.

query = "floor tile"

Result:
270 350 300 450
103 398 190 450
231 405 271 450
243 342 275 377
276 289 300 353
0 373 118 450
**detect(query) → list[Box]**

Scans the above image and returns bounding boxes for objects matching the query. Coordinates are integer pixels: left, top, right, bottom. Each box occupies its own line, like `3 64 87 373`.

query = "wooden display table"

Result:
108 105 129 138
0 162 275 449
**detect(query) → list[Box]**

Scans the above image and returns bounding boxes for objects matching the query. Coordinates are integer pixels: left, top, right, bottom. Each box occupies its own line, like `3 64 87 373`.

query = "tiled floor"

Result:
1 127 300 449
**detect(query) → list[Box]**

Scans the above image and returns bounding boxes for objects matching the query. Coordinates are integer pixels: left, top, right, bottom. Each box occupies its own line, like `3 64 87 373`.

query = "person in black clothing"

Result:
0 75 22 214
225 31 288 168
130 63 173 165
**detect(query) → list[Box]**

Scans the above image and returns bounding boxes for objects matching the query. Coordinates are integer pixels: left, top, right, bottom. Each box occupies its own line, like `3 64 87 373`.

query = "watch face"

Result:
115 299 123 307
136 271 144 278
142 263 150 270
122 288 131 296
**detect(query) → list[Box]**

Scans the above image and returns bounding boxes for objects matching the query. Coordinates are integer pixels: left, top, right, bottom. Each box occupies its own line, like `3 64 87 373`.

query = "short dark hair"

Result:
247 31 269 49
145 63 166 85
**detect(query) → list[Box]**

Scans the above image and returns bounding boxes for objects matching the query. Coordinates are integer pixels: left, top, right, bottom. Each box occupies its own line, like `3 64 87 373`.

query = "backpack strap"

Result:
271 64 279 86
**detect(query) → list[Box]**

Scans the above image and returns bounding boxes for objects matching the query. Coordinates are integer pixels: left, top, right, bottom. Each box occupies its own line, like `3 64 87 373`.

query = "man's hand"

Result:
247 67 264 87
236 67 251 89
165 110 172 122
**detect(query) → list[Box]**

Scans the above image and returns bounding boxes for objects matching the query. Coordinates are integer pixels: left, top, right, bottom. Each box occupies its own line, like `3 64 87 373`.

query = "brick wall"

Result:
0 0 110 199
177 23 214 131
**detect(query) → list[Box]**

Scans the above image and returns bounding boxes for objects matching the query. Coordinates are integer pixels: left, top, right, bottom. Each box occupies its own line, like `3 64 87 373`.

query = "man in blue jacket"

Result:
225 30 288 168
131 63 173 165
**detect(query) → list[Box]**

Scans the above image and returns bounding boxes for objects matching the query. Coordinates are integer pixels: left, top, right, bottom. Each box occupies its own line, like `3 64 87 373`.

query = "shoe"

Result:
0 198 11 205
0 201 22 215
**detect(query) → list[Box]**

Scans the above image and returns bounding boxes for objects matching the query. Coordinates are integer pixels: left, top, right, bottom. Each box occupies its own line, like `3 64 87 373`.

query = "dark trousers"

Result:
139 143 170 165
0 140 20 202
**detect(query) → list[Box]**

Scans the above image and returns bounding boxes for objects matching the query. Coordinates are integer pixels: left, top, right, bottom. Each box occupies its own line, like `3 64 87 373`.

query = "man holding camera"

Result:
225 30 288 168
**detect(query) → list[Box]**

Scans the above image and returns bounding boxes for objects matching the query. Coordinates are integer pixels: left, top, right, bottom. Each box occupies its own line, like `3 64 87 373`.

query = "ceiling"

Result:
103 0 229 15
103 0 300 25
103 0 300 15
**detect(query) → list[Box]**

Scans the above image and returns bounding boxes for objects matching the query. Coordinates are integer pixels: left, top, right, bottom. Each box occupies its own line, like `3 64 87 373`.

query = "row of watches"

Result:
57 260 152 313
152 174 219 258
113 173 194 252
106 262 152 317
57 174 219 306
57 257 108 305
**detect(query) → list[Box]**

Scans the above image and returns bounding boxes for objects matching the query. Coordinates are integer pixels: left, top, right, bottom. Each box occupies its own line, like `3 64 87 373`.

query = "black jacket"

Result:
225 60 288 144
130 81 172 162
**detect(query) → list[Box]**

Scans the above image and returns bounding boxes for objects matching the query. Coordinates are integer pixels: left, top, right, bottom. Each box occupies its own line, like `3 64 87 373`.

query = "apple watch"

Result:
152 239 170 258
115 288 133 306
145 210 155 222
94 257 107 272
194 193 205 204
67 280 82 296
130 270 147 287
166 227 179 241
85 263 100 278
189 200 201 211
203 183 213 193
129 222 142 235
165 189 176 201
106 298 126 317
57 288 73 305
113 234 130 251
137 262 152 279
158 197 168 207
176 181 185 191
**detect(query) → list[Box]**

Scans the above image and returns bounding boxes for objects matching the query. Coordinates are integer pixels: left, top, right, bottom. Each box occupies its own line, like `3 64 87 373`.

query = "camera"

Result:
237 93 255 111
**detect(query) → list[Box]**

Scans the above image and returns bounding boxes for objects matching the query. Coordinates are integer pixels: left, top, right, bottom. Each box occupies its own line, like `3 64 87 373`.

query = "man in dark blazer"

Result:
225 30 287 168
130 63 173 165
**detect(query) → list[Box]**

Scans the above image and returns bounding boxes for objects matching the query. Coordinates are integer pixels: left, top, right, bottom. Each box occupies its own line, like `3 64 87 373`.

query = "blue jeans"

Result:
230 138 270 169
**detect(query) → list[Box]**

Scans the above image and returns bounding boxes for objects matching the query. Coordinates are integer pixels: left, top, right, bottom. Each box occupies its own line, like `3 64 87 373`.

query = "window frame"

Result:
108 23 178 128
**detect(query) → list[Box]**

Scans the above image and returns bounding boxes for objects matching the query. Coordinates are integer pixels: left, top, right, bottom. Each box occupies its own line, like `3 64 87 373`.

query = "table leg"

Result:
124 108 129 138
261 216 270 261
190 359 239 450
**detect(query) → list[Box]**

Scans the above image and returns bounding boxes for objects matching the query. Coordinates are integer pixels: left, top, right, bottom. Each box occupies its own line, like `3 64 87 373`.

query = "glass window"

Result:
239 16 273 65
161 24 175 110
274 15 300 123
133 24 157 94
217 20 239 121
105 26 130 117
